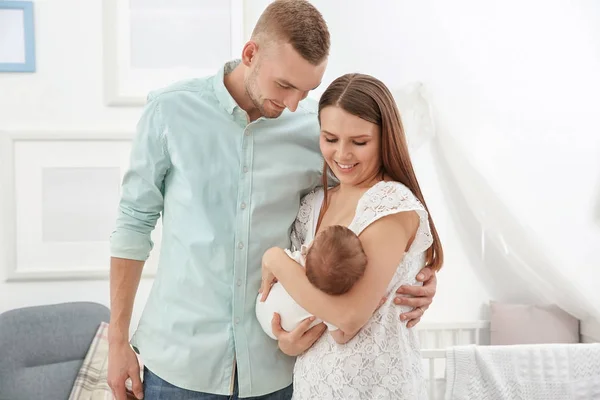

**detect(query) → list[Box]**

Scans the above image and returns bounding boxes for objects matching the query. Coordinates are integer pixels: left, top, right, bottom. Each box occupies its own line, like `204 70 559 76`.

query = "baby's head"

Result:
304 225 367 296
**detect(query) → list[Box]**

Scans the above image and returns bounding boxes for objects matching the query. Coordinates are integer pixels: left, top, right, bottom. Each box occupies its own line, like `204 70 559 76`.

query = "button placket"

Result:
233 123 254 336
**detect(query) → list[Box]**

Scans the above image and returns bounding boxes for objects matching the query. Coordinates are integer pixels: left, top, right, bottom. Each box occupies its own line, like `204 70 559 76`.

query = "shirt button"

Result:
245 130 251 136
236 279 242 287
243 166 248 173
238 242 244 249
235 318 240 324
240 202 246 209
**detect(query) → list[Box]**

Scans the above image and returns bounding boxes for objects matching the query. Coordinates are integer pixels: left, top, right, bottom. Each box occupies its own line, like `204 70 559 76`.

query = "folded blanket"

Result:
445 343 600 400
69 322 143 400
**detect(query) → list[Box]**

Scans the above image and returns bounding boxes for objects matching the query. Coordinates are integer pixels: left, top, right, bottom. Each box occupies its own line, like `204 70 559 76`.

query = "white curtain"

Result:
433 132 600 323
395 82 600 325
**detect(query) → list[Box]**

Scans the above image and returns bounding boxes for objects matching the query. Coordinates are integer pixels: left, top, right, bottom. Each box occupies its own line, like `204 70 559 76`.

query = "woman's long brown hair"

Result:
318 73 444 272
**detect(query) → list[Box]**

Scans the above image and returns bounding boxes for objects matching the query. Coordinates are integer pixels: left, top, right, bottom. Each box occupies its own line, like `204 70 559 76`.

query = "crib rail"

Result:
417 320 490 348
416 320 600 399
417 321 490 399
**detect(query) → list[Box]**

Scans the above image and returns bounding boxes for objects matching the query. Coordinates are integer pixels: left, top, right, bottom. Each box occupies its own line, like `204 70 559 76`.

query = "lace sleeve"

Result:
349 181 433 256
290 225 302 252
290 191 316 251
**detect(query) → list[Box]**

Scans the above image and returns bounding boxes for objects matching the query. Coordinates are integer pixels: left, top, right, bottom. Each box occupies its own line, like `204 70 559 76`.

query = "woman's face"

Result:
319 105 381 186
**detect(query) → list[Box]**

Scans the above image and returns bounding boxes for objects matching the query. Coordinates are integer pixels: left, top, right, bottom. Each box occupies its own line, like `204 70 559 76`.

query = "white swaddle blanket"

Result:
255 248 337 339
444 343 600 400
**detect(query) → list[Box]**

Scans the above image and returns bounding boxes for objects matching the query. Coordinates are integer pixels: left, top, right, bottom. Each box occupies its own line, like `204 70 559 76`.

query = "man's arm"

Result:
108 258 144 345
107 258 144 399
108 96 169 335
107 96 171 400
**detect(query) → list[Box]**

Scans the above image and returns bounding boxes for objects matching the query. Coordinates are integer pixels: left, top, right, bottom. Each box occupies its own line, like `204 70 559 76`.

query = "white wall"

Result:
2 0 599 328
0 0 271 332
310 0 600 320
0 0 273 131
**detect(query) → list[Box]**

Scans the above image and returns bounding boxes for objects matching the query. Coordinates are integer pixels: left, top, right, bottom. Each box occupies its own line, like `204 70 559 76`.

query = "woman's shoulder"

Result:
350 180 427 235
354 180 434 255
361 180 421 208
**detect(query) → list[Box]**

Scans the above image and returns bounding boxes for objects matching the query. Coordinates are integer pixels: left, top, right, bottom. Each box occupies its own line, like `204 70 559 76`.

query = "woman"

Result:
260 73 444 399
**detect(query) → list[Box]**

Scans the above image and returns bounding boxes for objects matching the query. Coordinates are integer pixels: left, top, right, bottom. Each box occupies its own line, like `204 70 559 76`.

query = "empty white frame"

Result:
0 1 36 72
2 132 162 281
103 0 244 106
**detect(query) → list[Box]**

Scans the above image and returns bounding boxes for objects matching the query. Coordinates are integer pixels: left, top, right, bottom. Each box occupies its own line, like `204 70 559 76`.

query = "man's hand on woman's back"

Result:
393 267 437 328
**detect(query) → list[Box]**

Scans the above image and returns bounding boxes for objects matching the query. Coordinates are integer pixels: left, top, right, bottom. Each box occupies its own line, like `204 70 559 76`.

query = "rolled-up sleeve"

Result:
110 96 171 261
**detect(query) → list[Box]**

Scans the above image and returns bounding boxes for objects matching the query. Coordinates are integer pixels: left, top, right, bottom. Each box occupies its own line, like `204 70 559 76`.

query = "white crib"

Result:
416 320 600 399
417 321 490 399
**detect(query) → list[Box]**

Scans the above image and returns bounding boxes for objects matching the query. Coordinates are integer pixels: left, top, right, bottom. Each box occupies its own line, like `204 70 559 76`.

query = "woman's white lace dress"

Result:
290 181 433 400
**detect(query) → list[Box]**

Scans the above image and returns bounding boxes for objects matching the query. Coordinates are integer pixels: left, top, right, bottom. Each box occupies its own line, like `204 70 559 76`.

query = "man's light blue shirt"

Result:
110 60 323 397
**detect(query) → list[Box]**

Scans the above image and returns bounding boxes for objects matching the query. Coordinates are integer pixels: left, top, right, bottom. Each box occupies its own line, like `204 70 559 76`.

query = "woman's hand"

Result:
271 313 327 356
259 247 285 301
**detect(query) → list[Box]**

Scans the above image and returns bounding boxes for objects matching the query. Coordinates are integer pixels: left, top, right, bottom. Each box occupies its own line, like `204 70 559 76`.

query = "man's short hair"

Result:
251 0 330 65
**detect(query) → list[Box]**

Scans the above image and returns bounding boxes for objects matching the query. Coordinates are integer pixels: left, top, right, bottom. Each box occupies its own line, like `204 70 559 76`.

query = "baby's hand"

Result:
259 266 277 302
259 247 284 301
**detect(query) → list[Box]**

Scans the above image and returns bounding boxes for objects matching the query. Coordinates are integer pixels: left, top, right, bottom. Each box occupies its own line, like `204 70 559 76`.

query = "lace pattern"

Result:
290 190 317 252
291 181 433 400
349 181 433 256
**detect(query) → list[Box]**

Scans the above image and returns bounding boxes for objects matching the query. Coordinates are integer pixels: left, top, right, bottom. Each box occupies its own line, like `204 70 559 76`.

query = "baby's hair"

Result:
305 225 367 295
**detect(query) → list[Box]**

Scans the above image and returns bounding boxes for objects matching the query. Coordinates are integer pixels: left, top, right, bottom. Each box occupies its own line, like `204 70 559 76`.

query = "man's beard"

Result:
244 76 284 119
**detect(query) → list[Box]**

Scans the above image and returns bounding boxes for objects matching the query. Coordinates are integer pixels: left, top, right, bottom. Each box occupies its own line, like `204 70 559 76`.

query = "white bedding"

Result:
444 343 600 400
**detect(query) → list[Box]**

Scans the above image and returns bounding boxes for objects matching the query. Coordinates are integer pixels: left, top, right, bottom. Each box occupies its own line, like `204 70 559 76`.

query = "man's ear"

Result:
241 41 258 67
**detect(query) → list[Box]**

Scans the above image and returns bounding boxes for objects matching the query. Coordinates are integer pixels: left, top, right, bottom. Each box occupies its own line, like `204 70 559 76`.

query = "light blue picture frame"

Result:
0 1 36 72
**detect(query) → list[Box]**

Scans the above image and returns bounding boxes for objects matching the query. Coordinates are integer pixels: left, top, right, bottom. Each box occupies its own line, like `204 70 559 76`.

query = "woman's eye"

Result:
325 138 337 143
277 83 289 89
354 141 367 146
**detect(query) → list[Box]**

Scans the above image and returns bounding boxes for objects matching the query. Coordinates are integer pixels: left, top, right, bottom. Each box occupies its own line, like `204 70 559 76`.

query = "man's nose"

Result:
284 91 305 112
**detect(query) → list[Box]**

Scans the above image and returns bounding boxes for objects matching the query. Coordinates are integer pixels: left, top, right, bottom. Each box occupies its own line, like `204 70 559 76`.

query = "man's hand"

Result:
271 313 326 356
394 266 437 328
107 340 144 400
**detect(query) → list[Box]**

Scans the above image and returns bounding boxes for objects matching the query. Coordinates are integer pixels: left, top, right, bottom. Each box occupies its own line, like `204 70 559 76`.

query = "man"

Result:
107 1 438 399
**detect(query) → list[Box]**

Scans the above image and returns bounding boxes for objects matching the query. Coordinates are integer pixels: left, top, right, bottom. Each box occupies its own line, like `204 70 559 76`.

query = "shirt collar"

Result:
213 59 242 115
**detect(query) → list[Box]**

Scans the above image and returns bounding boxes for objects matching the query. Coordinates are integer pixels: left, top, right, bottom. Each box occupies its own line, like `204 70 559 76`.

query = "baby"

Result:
256 225 368 339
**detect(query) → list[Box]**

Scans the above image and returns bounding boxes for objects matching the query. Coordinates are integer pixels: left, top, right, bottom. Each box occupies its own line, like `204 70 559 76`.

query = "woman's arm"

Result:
263 211 419 334
327 293 388 344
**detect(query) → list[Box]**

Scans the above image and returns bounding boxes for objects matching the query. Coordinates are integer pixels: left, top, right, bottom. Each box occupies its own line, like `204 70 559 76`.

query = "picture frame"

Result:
102 0 244 106
0 0 36 72
0 131 161 281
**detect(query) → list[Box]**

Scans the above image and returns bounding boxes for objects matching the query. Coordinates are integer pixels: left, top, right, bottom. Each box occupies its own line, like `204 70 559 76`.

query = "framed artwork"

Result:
0 131 162 281
103 0 244 106
0 1 36 72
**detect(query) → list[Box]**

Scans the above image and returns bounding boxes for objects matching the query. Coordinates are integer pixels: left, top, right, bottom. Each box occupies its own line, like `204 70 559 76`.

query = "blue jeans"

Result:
143 367 293 400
